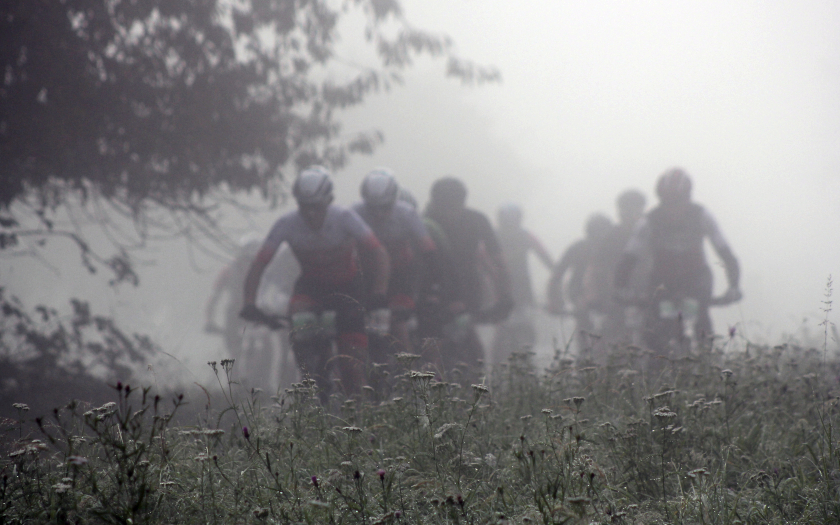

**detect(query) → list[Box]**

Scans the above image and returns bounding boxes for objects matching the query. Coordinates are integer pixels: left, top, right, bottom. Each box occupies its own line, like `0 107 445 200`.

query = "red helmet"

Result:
656 168 692 203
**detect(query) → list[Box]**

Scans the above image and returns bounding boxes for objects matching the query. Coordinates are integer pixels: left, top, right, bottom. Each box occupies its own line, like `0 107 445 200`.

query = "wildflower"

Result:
67 456 88 466
395 353 421 365
394 510 402 518
242 426 250 440
362 385 375 393
342 426 363 433
653 406 677 420
541 408 552 415
721 369 734 379
520 415 532 420
434 423 461 440
53 482 72 493
378 469 386 480
312 475 319 488
194 453 211 462
202 429 225 437
471 384 489 394
688 467 710 479
12 403 29 411
572 396 585 409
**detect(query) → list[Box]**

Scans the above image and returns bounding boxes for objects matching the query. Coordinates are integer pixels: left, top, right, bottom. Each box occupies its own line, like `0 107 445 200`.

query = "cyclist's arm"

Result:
547 245 577 310
344 208 391 296
243 222 286 306
702 209 740 290
478 214 513 302
527 230 554 269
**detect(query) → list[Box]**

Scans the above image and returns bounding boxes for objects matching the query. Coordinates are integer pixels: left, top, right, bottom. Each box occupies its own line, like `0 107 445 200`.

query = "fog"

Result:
336 0 840 342
4 0 840 378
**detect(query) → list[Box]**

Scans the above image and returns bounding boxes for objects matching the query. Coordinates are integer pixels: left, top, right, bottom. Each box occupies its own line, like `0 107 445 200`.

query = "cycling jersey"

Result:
352 201 435 270
624 203 731 285
262 205 382 285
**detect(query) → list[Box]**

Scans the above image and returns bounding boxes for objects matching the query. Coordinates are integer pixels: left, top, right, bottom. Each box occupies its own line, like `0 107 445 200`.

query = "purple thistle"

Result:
242 426 250 440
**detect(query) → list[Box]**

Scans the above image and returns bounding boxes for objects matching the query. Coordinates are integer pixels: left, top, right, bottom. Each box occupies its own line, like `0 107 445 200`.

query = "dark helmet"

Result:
497 202 523 228
616 189 646 211
361 168 399 208
656 168 692 203
585 213 613 239
429 177 467 208
292 165 333 205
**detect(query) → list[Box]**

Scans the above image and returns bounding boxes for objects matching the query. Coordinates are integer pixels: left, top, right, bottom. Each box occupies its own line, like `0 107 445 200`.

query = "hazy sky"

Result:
5 1 840 377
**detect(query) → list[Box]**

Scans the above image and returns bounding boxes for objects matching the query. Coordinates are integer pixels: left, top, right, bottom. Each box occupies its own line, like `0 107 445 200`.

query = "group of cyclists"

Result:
205 165 743 398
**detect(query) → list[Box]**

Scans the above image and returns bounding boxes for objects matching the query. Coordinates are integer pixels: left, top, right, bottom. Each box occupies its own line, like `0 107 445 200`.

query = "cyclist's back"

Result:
615 168 741 351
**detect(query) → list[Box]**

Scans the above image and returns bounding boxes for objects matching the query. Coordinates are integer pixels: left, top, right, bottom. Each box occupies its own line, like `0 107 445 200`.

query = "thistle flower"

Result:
378 468 386 480
12 403 29 411
311 475 319 488
572 396 585 409
242 426 250 440
721 369 734 379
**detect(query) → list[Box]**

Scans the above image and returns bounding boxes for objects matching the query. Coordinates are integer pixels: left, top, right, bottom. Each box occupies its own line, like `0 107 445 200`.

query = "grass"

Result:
1 337 839 524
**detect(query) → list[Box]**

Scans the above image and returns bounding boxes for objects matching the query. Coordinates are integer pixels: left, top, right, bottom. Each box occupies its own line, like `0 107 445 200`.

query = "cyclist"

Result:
546 213 614 357
423 177 514 379
614 168 742 354
240 166 391 399
352 168 438 360
492 203 553 364
601 189 648 344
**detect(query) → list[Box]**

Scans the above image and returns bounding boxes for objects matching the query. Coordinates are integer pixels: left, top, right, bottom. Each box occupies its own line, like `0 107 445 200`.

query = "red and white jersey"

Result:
262 205 381 284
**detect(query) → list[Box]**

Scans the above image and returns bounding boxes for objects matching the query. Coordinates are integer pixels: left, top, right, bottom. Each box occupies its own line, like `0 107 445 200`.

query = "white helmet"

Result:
360 168 398 208
292 165 333 205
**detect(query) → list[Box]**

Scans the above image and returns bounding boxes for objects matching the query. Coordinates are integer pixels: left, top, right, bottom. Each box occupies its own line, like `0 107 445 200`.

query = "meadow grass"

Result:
1 339 838 524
